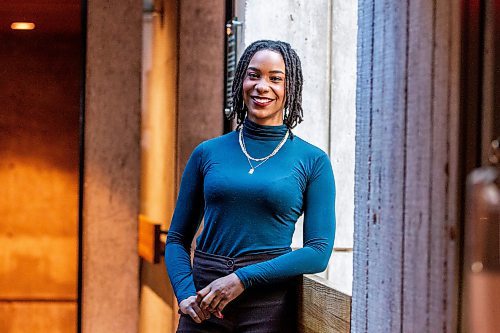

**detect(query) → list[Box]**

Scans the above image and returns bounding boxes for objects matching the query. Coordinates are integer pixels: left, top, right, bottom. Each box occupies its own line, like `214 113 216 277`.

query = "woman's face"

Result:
243 49 286 126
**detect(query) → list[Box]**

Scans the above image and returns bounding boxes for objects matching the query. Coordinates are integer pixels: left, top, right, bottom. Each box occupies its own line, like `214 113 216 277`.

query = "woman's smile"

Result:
250 95 275 107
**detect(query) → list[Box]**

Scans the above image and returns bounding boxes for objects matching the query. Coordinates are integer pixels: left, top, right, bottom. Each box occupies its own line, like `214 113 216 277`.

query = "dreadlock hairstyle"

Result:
228 40 304 131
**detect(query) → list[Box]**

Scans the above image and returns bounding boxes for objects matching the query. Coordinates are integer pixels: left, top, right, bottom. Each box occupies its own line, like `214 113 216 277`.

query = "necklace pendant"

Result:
248 168 255 174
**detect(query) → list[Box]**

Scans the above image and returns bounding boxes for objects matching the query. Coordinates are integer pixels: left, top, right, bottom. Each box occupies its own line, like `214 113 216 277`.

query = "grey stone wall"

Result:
242 0 357 295
83 0 142 332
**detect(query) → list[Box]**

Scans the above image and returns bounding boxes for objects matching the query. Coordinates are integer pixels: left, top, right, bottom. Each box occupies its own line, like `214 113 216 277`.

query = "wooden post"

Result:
352 1 461 332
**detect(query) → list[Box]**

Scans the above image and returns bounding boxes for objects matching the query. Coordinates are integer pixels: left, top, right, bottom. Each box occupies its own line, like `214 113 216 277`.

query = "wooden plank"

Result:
446 1 461 331
0 301 76 333
353 0 461 331
403 1 434 331
429 1 458 332
370 0 409 331
351 0 375 330
298 275 351 333
364 0 387 329
353 1 409 332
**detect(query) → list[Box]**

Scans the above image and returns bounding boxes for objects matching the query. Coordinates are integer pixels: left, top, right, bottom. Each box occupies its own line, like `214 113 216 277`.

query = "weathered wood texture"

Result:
352 1 461 332
298 275 351 333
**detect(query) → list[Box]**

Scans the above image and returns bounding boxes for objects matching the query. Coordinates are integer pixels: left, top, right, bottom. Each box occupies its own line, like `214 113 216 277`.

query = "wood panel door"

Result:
0 28 82 333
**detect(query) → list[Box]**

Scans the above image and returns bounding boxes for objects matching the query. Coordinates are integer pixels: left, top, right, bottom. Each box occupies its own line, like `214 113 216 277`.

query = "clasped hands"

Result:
179 273 245 324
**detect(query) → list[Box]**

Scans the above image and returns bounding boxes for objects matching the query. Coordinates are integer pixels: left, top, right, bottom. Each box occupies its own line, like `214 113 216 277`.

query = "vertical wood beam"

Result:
352 1 461 331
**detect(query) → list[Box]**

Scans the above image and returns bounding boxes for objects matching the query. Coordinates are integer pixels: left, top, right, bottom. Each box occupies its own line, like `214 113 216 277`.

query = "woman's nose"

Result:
255 80 270 93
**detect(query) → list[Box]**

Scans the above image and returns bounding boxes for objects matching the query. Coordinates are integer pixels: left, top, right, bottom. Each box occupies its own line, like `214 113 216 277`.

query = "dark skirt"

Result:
176 249 299 333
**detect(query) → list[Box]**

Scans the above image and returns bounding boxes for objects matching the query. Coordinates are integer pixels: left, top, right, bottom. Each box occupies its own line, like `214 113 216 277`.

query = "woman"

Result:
165 40 336 332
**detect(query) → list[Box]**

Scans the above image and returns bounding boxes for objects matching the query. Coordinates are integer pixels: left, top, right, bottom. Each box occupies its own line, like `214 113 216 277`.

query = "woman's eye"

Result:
247 72 259 78
271 76 283 82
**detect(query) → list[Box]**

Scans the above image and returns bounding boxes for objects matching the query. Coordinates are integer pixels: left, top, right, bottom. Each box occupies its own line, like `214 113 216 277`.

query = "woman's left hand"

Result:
196 273 245 317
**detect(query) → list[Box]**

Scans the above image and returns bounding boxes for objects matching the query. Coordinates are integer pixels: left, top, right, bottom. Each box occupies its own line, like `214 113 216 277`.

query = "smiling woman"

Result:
165 40 336 333
242 49 286 125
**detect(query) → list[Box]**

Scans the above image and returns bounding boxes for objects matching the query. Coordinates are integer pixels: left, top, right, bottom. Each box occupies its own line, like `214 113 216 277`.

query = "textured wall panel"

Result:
244 0 331 150
83 0 142 332
177 0 225 175
352 1 461 332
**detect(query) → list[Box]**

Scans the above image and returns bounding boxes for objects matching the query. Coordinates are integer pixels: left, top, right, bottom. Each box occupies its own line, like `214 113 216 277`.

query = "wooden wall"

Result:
352 1 461 332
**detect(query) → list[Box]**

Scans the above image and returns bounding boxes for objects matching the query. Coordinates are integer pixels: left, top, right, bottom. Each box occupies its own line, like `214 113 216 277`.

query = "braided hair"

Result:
228 40 304 130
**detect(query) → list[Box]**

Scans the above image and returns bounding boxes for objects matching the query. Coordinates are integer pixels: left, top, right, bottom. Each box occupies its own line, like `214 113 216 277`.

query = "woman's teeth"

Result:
253 97 273 103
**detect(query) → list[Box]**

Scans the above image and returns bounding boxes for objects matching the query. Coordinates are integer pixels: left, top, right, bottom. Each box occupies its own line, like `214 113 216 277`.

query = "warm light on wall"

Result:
10 22 35 30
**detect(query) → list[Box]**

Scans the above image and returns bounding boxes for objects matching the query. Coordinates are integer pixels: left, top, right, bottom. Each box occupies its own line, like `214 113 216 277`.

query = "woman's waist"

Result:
193 247 291 268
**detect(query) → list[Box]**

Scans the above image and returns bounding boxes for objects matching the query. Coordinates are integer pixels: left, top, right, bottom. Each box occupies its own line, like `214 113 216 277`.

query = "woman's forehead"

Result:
248 49 286 71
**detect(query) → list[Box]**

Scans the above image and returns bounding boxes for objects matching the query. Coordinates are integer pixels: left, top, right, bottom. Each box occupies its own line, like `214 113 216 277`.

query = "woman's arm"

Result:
164 143 205 304
234 153 336 288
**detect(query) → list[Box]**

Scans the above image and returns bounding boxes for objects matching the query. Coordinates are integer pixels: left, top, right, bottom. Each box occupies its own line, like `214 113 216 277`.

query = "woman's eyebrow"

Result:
247 66 285 74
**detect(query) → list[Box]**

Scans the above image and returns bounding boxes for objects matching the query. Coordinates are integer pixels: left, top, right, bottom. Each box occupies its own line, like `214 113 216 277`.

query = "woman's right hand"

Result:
179 295 211 323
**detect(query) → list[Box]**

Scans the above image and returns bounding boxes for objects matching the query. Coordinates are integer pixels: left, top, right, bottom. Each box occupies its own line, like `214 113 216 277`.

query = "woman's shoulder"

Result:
291 135 334 181
201 131 238 147
191 131 238 155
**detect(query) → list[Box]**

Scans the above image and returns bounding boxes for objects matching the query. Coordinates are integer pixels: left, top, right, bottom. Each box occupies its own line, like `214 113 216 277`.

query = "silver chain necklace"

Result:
238 127 289 174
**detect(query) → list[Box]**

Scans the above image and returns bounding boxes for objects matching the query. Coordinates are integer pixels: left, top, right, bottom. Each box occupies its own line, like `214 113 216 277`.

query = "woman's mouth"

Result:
251 96 274 107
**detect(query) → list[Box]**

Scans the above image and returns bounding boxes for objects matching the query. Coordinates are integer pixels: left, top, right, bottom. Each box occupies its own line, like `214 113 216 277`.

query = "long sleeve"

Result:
234 153 336 288
164 143 205 303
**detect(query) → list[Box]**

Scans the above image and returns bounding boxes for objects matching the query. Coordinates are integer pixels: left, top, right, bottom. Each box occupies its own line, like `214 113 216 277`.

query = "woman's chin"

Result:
247 111 284 125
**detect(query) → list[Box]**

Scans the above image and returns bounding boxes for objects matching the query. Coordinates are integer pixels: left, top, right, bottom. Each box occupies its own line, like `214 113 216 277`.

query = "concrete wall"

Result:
243 0 357 295
139 0 178 332
177 0 225 173
138 0 225 332
0 34 81 333
83 0 142 332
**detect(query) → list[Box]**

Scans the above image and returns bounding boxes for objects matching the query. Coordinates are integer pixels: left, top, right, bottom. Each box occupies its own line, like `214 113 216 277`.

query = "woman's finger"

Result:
207 292 224 312
200 290 217 310
196 285 211 300
187 308 202 324
191 302 208 321
201 307 211 320
216 298 229 312
213 309 224 319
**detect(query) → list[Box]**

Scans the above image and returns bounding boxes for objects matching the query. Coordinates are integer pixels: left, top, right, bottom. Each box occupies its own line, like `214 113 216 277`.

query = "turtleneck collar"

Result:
242 118 289 141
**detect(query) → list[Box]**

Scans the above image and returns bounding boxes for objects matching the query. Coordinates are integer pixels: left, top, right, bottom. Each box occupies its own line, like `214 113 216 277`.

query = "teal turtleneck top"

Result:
165 119 336 304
